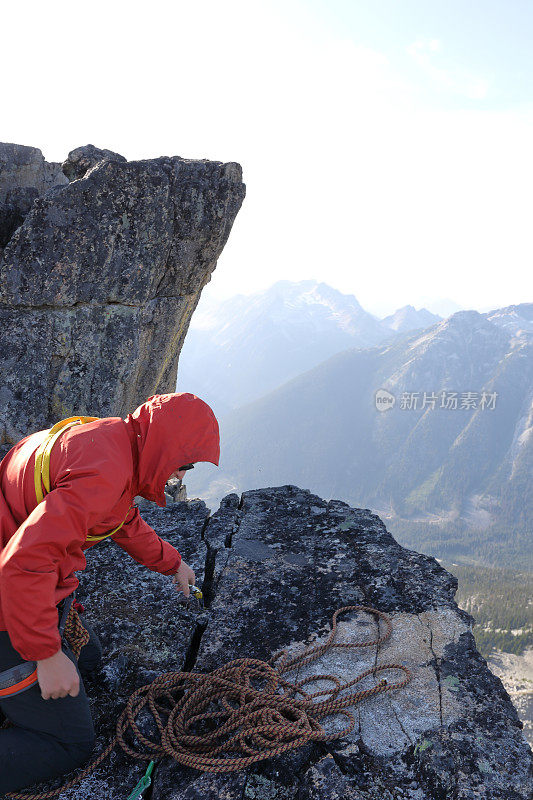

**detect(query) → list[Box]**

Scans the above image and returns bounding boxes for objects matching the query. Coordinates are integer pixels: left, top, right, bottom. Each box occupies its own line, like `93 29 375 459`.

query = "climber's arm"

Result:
111 506 182 576
0 463 128 661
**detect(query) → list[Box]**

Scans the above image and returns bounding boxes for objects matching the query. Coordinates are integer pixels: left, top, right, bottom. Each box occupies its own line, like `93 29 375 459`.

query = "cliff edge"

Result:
0 142 245 448
31 485 533 800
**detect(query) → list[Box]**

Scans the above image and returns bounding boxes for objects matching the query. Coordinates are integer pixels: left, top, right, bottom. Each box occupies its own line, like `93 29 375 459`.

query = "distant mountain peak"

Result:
401 307 513 361
268 278 317 295
445 309 484 324
267 279 364 309
485 301 533 319
428 309 499 340
180 278 391 409
382 305 442 333
483 302 533 338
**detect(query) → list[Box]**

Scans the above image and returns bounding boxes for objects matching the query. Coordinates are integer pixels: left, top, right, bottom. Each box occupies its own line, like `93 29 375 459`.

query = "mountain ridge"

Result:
184 300 532 570
177 279 445 413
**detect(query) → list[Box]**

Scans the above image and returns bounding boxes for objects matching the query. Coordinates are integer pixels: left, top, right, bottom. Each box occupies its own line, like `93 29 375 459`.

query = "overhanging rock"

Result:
24 486 532 800
0 142 245 447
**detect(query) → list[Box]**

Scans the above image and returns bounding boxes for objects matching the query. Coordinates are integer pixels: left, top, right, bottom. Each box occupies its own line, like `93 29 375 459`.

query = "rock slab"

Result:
17 485 532 799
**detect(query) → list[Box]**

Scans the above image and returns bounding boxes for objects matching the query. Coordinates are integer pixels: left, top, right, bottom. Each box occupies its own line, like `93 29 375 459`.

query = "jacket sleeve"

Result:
110 507 182 576
0 458 130 662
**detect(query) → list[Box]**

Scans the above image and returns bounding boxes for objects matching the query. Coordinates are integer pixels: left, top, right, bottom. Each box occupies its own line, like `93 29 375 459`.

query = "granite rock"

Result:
0 142 67 252
20 486 532 799
61 144 127 181
0 142 245 449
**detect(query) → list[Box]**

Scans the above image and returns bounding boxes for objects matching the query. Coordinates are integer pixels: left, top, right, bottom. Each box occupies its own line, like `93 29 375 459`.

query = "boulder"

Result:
0 142 245 450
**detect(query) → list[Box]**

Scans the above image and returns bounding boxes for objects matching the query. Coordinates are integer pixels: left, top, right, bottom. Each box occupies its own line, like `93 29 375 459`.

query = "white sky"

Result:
2 0 532 316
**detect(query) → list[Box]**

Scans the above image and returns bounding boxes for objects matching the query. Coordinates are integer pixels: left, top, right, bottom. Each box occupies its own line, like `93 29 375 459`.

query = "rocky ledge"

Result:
28 486 533 799
0 142 245 449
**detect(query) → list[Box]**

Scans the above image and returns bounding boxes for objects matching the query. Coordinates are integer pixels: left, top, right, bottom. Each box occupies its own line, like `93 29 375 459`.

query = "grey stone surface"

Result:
0 142 67 252
27 486 531 799
0 142 245 448
61 144 127 181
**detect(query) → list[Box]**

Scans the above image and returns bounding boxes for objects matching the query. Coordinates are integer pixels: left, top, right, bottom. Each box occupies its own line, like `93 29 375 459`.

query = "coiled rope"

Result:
64 604 91 658
5 604 413 799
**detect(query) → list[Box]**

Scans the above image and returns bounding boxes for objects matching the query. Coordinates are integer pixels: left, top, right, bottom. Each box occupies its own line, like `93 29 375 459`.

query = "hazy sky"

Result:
3 0 533 316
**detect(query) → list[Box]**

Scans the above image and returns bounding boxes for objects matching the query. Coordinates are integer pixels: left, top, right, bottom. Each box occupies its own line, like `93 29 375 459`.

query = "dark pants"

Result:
0 612 102 795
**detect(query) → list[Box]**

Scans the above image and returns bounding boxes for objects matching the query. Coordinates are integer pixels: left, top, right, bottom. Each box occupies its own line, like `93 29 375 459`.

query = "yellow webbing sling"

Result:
33 416 132 543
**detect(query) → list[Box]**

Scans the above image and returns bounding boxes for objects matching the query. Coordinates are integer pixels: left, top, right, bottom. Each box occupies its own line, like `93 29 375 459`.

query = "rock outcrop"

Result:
0 143 68 253
0 142 245 449
22 485 532 799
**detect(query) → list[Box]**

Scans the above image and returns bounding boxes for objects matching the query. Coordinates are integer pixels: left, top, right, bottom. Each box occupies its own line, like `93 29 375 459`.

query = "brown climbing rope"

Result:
63 605 91 658
5 604 413 799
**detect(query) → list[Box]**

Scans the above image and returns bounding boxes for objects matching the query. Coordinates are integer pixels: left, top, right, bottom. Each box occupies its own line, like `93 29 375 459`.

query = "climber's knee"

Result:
63 734 96 770
76 619 103 674
78 646 102 674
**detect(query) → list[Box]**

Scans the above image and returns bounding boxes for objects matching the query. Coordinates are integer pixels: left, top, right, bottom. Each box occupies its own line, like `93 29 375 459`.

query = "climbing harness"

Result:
0 593 90 702
33 415 133 543
33 417 98 503
3 604 413 799
0 660 39 700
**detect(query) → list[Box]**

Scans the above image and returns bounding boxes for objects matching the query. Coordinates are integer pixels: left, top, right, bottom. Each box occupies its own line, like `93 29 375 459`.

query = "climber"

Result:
0 392 220 794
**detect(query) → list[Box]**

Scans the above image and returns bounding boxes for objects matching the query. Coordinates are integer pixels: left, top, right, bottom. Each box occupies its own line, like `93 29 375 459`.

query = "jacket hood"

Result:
123 392 220 507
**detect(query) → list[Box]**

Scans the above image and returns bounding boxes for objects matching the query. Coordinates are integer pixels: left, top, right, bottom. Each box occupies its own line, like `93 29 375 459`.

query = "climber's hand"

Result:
171 561 195 598
37 648 80 700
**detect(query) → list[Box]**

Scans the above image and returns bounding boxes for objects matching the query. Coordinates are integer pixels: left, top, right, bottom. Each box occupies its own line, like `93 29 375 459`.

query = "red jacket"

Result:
0 393 220 661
